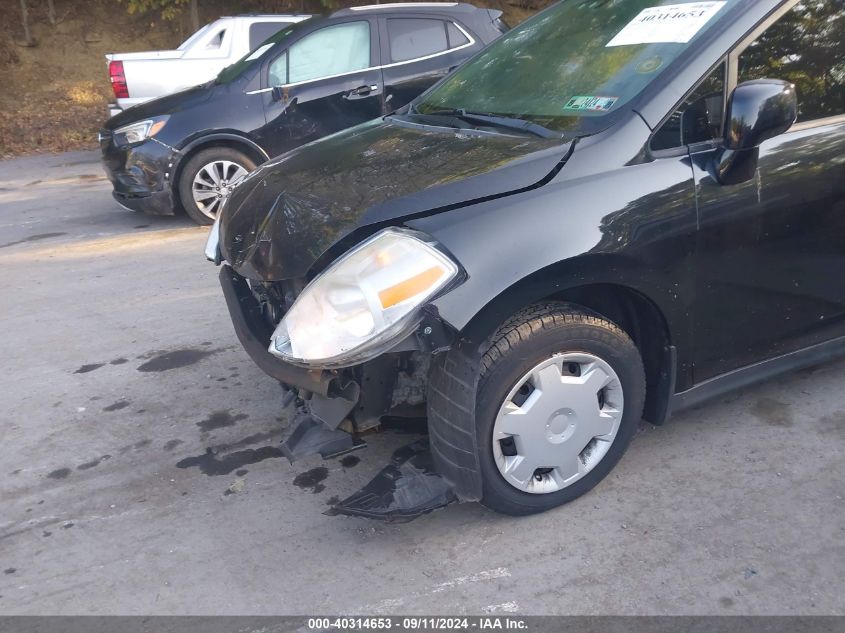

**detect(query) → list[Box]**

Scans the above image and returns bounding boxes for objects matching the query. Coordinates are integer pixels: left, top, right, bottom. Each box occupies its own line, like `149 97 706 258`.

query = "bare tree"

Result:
189 0 199 31
19 0 34 46
46 0 56 25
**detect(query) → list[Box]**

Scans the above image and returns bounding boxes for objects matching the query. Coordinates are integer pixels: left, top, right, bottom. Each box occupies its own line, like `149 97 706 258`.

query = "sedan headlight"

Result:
113 116 169 146
269 228 460 367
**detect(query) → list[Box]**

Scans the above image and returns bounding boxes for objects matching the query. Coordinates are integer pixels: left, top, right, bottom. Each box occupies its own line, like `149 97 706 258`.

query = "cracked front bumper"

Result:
101 136 178 216
218 265 338 396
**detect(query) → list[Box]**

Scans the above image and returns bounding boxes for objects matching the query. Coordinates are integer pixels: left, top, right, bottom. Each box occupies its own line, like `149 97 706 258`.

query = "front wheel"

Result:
178 147 256 225
475 303 646 515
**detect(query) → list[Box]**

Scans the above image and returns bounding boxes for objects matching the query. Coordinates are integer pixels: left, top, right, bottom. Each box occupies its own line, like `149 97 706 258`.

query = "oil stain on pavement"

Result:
74 363 104 374
751 397 794 427
47 468 71 480
339 455 360 468
176 446 284 476
77 455 111 470
163 439 184 451
0 232 67 249
103 400 130 412
136 348 217 372
196 411 248 433
118 439 152 454
293 467 328 494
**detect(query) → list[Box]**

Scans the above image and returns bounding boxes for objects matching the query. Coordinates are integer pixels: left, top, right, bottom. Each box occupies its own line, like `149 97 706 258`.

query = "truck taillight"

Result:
109 60 129 99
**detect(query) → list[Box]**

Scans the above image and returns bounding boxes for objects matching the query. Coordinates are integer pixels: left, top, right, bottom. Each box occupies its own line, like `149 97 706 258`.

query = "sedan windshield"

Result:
415 0 738 133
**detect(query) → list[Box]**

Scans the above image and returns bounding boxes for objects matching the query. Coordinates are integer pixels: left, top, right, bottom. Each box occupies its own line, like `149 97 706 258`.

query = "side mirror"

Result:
271 85 286 102
714 79 797 185
725 79 797 150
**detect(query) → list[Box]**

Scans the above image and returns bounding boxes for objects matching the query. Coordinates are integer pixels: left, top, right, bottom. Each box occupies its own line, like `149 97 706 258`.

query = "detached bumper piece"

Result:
327 439 456 522
280 414 364 462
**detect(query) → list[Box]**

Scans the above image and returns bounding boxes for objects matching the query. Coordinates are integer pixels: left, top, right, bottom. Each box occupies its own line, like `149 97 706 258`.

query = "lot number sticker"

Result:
606 2 726 47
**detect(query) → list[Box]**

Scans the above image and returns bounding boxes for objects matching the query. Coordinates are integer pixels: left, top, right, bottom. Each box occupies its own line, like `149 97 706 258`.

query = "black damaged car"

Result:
99 2 507 225
207 0 845 519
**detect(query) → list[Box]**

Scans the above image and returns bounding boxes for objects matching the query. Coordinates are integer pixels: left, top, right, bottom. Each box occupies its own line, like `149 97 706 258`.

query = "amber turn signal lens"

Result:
378 266 445 309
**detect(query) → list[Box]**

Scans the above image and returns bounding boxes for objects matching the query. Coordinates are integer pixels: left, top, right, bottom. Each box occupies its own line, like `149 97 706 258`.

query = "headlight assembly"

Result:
113 116 169 146
269 228 460 368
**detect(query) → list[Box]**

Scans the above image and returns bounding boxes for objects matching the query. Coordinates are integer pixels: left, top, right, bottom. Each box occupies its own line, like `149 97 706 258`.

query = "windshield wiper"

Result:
413 108 558 139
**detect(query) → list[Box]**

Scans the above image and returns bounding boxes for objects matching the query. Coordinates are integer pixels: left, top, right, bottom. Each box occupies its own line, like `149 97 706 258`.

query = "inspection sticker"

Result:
606 2 726 47
563 96 619 112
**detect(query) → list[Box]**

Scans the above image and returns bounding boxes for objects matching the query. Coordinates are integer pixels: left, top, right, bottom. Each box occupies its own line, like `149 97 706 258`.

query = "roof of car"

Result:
331 2 481 17
225 14 312 19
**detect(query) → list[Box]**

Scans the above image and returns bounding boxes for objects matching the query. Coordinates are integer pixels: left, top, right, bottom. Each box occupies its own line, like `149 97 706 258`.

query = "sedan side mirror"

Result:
714 79 797 185
726 79 797 150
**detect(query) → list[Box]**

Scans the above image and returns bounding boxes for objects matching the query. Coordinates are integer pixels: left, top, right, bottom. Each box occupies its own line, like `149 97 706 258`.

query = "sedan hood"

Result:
104 83 214 130
220 117 568 281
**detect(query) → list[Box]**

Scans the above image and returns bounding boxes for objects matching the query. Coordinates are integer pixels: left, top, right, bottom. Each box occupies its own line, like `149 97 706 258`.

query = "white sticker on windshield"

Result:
606 2 726 47
245 43 274 61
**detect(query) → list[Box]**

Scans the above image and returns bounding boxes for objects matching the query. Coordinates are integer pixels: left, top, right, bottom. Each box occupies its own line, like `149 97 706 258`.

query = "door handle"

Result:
345 84 379 99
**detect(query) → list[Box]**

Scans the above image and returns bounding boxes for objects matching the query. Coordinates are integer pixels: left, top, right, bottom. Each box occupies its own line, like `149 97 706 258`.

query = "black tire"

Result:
475 302 646 516
177 147 257 226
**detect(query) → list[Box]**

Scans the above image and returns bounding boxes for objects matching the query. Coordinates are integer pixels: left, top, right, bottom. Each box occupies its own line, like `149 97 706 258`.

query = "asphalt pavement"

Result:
0 150 843 615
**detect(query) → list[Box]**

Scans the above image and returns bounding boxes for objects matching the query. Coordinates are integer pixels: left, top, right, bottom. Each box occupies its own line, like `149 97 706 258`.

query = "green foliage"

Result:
123 0 191 21
739 0 845 121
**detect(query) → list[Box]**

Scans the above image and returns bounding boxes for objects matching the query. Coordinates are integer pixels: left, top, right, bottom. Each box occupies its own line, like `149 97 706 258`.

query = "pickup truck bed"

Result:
107 14 309 116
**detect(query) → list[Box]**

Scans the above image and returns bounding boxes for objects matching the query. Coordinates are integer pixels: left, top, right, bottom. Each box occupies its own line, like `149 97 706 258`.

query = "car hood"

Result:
220 116 569 282
104 82 214 130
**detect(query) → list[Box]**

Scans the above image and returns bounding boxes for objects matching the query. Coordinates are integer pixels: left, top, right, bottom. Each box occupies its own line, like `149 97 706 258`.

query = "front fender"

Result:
406 152 699 379
445 253 685 347
178 131 270 161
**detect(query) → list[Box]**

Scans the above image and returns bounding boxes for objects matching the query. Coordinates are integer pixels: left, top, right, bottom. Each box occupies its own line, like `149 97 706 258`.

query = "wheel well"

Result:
547 284 673 425
171 138 267 210
463 282 674 425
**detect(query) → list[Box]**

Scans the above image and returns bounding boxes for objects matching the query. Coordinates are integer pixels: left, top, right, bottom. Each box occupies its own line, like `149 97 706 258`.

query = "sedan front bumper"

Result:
219 264 460 522
218 265 338 396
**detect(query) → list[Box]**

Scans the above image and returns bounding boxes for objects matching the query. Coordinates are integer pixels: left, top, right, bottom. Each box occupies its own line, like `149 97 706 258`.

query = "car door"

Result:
256 19 383 158
379 15 479 112
691 1 845 381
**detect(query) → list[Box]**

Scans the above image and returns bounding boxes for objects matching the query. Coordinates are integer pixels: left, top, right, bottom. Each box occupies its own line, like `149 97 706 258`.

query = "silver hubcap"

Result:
492 352 624 494
191 160 249 219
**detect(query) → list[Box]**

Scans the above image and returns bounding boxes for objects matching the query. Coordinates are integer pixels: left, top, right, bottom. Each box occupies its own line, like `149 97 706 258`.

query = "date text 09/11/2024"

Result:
306 617 528 630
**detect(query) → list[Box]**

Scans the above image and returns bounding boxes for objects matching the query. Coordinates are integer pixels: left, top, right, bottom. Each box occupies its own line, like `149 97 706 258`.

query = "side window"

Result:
288 22 370 84
652 63 726 151
446 22 470 48
207 29 226 49
387 18 448 63
739 1 845 122
249 22 288 51
269 51 287 87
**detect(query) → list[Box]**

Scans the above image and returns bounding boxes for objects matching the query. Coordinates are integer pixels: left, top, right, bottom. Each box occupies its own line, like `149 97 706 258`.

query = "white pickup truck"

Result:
106 14 309 117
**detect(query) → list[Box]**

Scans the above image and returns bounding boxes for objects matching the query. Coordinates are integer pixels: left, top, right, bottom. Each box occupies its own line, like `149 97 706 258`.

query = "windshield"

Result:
215 18 315 85
415 0 737 133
